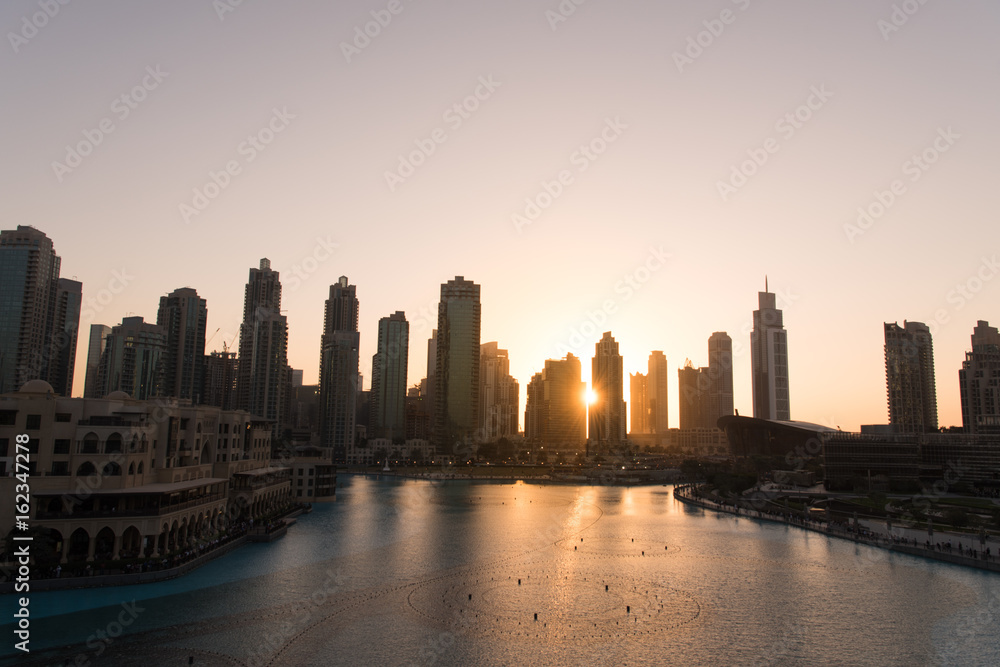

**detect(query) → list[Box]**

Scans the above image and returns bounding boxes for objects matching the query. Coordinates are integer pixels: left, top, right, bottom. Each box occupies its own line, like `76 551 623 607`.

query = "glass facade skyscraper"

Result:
434 277 481 453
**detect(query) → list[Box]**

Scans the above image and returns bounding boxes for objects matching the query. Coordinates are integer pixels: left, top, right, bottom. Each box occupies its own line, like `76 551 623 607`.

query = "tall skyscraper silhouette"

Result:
83 324 111 398
590 332 626 445
92 316 166 400
479 342 519 440
884 320 937 433
0 226 80 395
434 277 481 453
707 331 734 425
647 351 668 433
319 276 360 463
751 281 790 421
960 320 1000 434
370 311 408 442
157 287 207 401
524 354 586 449
629 371 649 435
236 259 287 438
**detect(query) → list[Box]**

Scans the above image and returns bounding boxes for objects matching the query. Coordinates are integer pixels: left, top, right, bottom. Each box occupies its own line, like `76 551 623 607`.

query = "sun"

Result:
585 389 598 405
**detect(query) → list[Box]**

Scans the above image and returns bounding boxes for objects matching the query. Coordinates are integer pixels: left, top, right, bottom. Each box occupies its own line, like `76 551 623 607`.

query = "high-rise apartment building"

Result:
370 311 408 442
92 316 166 400
157 287 207 402
751 282 790 421
885 320 937 433
590 332 626 445
319 277 360 463
629 372 649 435
678 360 706 430
83 324 111 398
959 320 1000 434
0 226 80 396
236 259 287 438
524 354 586 449
647 351 668 433
434 277 481 452
479 342 519 441
707 331 734 424
203 350 238 410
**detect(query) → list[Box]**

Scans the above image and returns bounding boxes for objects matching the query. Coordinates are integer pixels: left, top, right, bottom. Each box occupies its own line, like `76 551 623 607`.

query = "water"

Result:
4 476 1000 666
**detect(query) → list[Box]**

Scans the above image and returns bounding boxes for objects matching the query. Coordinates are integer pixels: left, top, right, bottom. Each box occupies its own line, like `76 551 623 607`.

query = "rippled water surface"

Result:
4 477 1000 666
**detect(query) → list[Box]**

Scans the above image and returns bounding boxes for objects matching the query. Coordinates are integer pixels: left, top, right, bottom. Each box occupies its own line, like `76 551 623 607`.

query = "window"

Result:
50 462 69 476
55 413 71 423
53 439 71 454
25 414 41 430
28 439 40 454
0 411 16 426
0 438 7 456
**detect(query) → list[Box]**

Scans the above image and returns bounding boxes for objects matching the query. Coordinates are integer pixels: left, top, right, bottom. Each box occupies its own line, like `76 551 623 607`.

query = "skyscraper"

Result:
647 351 668 433
479 342 519 441
202 350 238 410
706 331 734 425
524 354 586 449
590 332 626 445
678 360 706 430
93 316 166 400
157 287 207 401
83 324 111 398
370 311 408 442
885 320 937 433
0 226 80 395
751 281 790 421
434 277 481 452
629 371 649 435
959 320 1000 434
319 277 360 463
236 259 287 437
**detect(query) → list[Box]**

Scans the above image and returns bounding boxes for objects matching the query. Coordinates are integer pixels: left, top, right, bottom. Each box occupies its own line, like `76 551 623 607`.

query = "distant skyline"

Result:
3 1 998 431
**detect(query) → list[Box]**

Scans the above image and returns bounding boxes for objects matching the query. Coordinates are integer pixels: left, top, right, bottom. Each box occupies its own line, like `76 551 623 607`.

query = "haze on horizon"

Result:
2 0 998 432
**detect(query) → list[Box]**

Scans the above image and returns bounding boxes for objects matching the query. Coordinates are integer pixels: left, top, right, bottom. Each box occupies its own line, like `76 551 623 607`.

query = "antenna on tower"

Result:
765 275 769 293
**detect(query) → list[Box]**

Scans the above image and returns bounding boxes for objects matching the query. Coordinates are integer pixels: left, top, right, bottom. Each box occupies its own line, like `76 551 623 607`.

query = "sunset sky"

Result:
3 0 998 431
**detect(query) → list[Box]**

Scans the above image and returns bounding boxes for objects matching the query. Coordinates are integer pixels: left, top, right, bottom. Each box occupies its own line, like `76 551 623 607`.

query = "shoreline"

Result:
673 484 1000 574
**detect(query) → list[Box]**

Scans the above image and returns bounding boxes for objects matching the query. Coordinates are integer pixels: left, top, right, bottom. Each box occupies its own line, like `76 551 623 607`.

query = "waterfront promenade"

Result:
673 484 1000 573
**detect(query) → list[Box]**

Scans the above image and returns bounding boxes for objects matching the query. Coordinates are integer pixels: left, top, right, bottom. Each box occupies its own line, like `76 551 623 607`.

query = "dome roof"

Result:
106 390 131 400
19 379 54 394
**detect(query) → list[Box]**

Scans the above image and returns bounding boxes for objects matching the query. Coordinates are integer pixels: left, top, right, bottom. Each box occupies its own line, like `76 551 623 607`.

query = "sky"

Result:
2 0 998 432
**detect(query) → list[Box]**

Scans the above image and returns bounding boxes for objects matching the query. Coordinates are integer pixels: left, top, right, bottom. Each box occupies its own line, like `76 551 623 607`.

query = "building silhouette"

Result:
236 259 287 439
91 316 166 400
590 332 626 445
647 351 668 433
524 354 586 449
0 226 80 396
156 287 207 402
479 342 519 441
83 324 111 398
319 277 360 463
629 371 649 435
678 360 706 430
751 281 790 421
707 332 734 424
959 320 1000 434
370 311 408 442
433 277 481 453
885 320 937 433
203 350 238 410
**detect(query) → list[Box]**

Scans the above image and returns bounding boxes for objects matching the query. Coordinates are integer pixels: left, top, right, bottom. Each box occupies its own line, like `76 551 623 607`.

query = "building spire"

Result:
765 275 768 293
